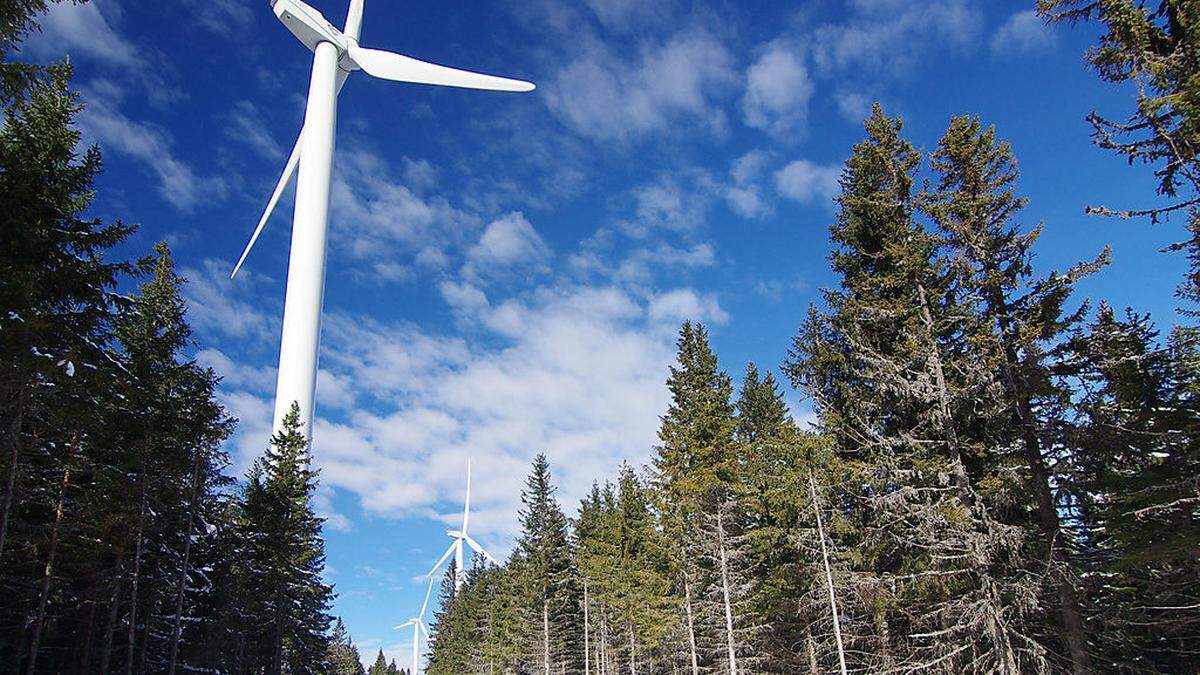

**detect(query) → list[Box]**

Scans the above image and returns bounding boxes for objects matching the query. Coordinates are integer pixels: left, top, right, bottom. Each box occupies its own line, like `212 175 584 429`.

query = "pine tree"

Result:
925 113 1111 672
786 106 1048 673
1038 0 1200 311
238 404 334 674
327 618 366 675
1068 305 1200 670
367 649 389 675
513 454 579 674
655 321 737 509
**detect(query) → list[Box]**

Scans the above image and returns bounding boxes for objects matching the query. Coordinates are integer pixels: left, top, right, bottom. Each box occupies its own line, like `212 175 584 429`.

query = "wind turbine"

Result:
233 0 535 439
394 576 434 675
427 459 498 590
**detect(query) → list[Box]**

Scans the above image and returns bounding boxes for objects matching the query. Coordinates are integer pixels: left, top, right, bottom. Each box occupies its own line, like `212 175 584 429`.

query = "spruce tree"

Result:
238 404 334 674
513 454 578 674
1038 0 1200 311
1069 305 1200 670
786 106 1048 672
367 649 389 675
925 114 1110 671
327 618 366 675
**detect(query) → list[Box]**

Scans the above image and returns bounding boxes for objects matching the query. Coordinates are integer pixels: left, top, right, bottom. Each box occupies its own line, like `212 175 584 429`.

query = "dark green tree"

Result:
238 404 334 674
1038 0 1200 309
327 618 366 675
513 454 579 674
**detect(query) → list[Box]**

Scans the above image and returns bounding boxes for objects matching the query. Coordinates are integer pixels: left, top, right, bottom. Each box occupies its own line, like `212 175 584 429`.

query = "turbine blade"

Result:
348 44 535 92
393 620 415 629
426 541 456 578
463 533 499 565
419 575 434 618
419 621 430 639
344 0 364 41
231 129 302 278
230 71 349 279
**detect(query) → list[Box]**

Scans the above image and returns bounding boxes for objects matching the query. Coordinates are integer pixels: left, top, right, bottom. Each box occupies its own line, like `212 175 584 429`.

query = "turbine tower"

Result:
233 0 535 439
427 459 498 589
394 576 434 675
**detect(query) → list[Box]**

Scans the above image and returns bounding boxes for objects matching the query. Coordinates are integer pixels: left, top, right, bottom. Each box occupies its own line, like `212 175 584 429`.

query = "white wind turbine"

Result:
393 576 434 675
232 0 535 439
427 459 498 590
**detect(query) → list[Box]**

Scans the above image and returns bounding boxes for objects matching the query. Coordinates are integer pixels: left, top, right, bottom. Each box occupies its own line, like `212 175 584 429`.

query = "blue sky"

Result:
25 0 1188 665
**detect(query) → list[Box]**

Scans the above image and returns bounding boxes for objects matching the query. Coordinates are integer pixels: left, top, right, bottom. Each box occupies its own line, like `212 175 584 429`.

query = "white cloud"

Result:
648 289 728 325
331 148 479 272
835 91 872 124
30 0 137 67
991 10 1055 56
198 0 255 34
742 41 813 139
182 260 278 347
82 98 223 211
226 101 284 162
543 28 735 143
464 212 550 279
209 281 727 543
724 151 773 219
809 0 983 76
584 0 669 31
775 159 841 206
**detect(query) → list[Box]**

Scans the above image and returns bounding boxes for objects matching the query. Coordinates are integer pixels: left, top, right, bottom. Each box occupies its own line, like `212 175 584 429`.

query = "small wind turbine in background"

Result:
427 459 499 590
232 0 535 439
394 576 434 675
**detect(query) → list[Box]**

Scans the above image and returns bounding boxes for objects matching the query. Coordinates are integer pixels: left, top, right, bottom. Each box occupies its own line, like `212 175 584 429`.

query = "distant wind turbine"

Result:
394 576 434 675
232 0 535 439
427 459 498 589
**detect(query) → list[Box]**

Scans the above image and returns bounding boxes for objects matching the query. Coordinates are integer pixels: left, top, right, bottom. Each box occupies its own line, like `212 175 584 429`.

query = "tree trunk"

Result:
627 623 636 675
100 552 126 675
916 283 971 499
809 472 847 675
25 448 72 674
126 479 149 675
543 600 551 675
167 455 204 675
804 624 818 675
683 573 700 675
987 288 1093 673
0 330 30 562
715 509 738 675
583 580 590 675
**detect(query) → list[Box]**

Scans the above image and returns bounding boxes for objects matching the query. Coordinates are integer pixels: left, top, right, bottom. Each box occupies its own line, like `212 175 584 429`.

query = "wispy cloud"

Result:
80 92 228 212
774 159 841 207
742 41 813 140
543 28 735 143
991 10 1056 57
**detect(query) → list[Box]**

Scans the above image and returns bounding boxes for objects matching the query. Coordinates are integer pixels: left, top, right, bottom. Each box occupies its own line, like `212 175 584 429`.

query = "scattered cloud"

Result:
464 212 551 281
724 151 773 219
742 41 813 139
834 91 872 124
226 101 285 162
774 159 841 206
991 10 1055 56
331 148 480 273
543 28 735 143
29 0 137 68
198 0 255 34
80 93 228 211
809 0 984 77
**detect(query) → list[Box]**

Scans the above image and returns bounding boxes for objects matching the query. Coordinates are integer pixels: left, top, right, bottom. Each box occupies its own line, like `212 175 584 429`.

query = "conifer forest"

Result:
1 0 1198 673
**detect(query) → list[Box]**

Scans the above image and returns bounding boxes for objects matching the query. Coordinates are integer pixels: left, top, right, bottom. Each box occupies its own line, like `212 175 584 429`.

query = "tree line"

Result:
425 4 1199 673
0 3 367 673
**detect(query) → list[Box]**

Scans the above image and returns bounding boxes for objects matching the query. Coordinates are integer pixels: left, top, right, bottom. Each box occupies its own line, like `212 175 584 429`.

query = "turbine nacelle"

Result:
231 0 535 279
